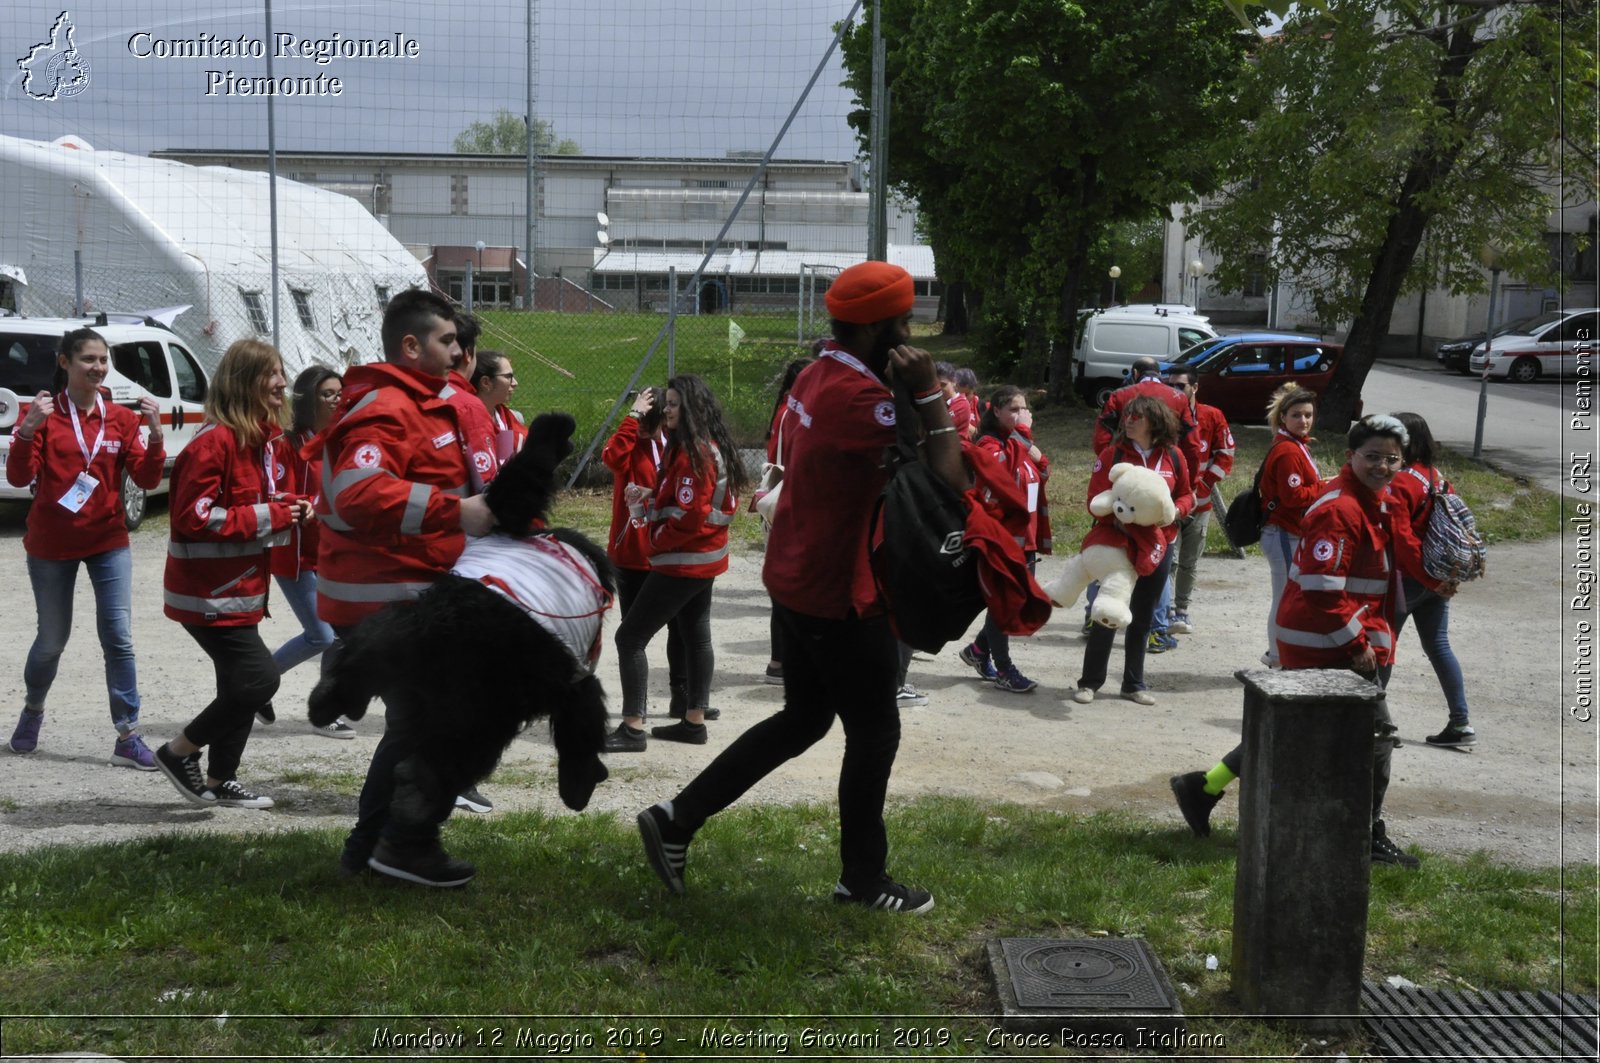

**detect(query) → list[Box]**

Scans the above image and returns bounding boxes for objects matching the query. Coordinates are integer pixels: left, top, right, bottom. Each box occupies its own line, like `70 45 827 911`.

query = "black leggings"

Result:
614 571 714 717
616 567 690 715
674 605 901 889
1077 549 1171 693
181 624 279 782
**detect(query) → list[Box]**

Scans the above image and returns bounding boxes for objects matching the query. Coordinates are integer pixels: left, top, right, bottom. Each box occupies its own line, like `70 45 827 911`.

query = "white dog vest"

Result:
451 534 613 676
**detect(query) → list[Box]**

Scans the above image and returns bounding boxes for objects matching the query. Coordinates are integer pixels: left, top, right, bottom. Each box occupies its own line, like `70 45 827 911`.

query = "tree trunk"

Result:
942 280 971 335
1048 227 1095 404
1317 25 1479 430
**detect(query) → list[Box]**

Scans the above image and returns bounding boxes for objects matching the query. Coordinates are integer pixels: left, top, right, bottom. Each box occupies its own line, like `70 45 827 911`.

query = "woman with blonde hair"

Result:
154 339 311 809
1257 383 1321 667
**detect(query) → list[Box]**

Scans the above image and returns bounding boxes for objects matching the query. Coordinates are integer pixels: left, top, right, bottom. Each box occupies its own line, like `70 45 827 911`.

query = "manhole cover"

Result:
989 938 1185 1038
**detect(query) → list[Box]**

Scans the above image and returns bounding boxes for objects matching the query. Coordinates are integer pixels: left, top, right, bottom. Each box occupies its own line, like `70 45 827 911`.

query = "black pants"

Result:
1077 550 1171 693
614 571 714 716
616 567 691 716
674 604 901 889
337 623 460 865
181 624 279 783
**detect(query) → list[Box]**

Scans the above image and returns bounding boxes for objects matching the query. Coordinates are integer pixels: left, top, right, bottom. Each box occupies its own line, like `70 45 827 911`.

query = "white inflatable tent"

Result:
0 133 426 376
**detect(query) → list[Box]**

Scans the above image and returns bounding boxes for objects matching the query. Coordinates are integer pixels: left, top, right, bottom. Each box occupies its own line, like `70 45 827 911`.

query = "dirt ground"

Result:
0 507 1593 870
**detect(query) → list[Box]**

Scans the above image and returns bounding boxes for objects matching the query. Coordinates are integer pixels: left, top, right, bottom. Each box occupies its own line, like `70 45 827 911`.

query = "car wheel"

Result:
1092 382 1118 408
1508 357 1540 384
121 471 147 532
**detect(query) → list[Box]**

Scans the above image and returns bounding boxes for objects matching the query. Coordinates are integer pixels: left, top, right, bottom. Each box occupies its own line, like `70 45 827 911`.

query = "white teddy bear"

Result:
1041 462 1177 629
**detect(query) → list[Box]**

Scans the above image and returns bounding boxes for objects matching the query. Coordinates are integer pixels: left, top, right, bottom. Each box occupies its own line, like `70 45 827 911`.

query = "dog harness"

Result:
452 533 614 676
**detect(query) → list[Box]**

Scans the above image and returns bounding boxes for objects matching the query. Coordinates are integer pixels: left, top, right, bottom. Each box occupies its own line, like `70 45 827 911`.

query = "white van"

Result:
1073 306 1217 406
0 314 210 529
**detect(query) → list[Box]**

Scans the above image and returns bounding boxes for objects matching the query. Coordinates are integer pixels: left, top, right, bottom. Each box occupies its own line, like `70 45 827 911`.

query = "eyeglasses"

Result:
317 390 342 403
492 372 516 381
1355 451 1403 467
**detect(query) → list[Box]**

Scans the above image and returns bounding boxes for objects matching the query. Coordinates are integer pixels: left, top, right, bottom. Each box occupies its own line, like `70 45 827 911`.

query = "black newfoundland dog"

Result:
308 412 614 833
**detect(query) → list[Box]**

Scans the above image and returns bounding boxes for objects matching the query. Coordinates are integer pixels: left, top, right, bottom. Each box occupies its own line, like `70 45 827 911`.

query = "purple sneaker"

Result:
111 732 159 771
9 708 43 754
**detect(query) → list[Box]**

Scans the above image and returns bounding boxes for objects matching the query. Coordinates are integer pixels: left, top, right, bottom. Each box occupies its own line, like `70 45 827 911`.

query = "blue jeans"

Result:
272 571 336 674
1378 577 1470 727
25 548 140 733
1261 523 1299 665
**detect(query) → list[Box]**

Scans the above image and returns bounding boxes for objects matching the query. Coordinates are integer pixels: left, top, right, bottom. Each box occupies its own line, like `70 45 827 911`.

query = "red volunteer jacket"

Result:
1080 442 1192 576
313 363 475 627
1274 465 1397 669
1094 377 1203 486
1191 402 1235 514
969 431 1044 552
764 346 896 619
164 421 298 627
601 414 665 572
965 500 1053 636
947 392 974 436
647 440 737 579
1260 430 1322 536
491 403 528 461
445 370 500 491
270 431 321 581
1384 463 1449 592
7 389 165 560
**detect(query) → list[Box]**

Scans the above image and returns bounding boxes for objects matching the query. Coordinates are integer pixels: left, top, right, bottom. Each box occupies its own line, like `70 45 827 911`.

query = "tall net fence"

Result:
0 0 922 454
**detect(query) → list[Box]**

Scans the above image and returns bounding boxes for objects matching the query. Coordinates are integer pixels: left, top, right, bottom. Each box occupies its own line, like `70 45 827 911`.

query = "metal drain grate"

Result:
1362 982 1598 1062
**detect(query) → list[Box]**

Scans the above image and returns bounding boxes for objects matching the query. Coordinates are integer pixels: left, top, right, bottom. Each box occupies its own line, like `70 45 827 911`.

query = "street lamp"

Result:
1108 265 1121 306
1187 258 1205 309
1472 247 1504 460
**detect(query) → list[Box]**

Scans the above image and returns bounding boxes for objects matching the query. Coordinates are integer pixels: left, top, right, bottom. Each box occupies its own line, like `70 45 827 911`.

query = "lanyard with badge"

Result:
58 393 106 514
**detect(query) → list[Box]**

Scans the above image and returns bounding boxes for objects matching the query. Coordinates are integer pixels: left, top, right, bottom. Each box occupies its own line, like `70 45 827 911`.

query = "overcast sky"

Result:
2 0 865 159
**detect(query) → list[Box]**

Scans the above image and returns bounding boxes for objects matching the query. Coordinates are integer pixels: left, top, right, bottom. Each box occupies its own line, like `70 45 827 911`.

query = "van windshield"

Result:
0 332 59 396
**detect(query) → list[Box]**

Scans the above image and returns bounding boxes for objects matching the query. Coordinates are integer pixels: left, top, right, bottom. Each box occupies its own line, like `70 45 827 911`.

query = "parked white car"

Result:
0 314 210 529
1073 305 1217 406
1468 307 1599 383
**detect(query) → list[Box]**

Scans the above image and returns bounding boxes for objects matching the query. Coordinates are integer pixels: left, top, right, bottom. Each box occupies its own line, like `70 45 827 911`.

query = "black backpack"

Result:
1222 461 1269 549
869 381 985 653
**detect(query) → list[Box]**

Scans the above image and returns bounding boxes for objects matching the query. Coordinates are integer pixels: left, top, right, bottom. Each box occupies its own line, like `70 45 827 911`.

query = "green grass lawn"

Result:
2 799 1592 1058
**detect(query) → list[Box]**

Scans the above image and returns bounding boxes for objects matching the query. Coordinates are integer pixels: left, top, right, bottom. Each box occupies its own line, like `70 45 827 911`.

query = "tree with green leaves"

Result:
1189 0 1597 427
841 0 1251 397
454 109 582 155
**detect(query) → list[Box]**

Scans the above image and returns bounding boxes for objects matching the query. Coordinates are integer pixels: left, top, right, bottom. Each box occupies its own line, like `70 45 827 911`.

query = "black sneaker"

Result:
1371 821 1421 869
604 723 647 753
637 802 692 895
669 705 721 721
833 875 934 914
254 702 276 726
155 742 210 806
1170 771 1224 838
651 720 707 745
1425 724 1477 749
203 779 274 809
368 840 476 888
454 786 493 814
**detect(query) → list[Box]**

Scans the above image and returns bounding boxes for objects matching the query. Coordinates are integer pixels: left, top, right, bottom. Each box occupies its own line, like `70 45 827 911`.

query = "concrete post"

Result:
1230 668 1382 1031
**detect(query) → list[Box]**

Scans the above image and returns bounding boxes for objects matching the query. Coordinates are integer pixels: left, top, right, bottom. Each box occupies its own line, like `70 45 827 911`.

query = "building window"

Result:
694 179 729 189
241 290 269 334
290 289 315 329
451 174 469 216
1245 253 1268 298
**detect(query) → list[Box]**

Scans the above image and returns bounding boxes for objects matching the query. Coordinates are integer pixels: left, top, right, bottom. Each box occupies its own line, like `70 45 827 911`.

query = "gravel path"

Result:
0 509 1592 870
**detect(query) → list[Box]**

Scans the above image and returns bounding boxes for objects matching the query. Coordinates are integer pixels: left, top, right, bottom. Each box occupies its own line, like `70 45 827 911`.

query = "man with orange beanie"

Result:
637 261 966 913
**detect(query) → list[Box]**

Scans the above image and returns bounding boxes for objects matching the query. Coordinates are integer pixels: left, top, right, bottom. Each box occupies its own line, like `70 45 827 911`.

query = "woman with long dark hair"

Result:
470 349 528 460
155 339 309 808
265 365 350 737
958 385 1048 692
757 358 811 686
607 374 748 750
6 328 166 766
1381 412 1472 747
